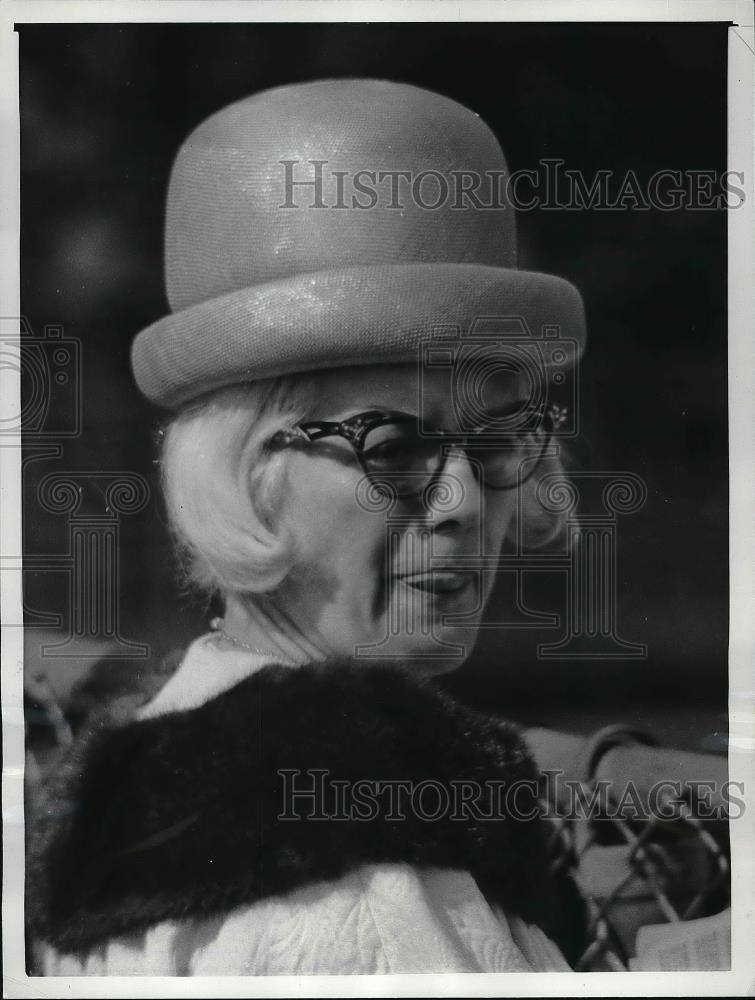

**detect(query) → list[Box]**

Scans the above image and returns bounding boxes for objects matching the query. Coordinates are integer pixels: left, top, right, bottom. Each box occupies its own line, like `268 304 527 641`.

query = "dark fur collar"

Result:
27 660 578 956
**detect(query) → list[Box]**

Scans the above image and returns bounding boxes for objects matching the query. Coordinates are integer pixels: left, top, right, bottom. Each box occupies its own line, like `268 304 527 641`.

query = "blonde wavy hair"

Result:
161 377 570 597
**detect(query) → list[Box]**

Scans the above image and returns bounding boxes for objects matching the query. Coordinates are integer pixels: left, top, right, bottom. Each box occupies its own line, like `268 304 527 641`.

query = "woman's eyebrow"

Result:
361 406 418 419
325 400 536 426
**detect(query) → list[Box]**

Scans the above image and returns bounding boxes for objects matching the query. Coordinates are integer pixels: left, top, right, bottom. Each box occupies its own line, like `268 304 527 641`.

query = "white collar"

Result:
138 633 290 720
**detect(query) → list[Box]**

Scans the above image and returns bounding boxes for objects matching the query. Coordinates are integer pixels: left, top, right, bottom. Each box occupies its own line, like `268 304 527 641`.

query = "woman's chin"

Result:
314 578 485 667
350 622 479 674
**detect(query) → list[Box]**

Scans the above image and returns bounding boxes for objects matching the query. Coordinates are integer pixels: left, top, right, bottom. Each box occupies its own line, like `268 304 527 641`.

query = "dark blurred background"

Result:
19 22 728 751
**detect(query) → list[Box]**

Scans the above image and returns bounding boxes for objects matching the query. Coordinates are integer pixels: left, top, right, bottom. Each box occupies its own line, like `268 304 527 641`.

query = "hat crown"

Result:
165 79 517 313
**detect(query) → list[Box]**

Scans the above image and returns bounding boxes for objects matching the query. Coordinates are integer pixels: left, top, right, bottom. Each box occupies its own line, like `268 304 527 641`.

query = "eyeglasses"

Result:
268 405 559 497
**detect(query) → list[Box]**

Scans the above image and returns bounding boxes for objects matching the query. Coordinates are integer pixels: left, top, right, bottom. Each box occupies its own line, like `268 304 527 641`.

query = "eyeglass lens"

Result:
361 420 549 494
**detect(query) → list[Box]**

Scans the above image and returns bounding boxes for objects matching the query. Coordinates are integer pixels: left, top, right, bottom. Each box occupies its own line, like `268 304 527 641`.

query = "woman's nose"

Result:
423 445 482 524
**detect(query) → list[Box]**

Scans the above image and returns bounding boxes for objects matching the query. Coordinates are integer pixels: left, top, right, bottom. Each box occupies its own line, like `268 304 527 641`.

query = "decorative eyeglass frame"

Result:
269 404 564 492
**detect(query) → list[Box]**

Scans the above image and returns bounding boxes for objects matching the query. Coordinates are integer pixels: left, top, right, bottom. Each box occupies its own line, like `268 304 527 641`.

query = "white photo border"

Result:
2 2 753 996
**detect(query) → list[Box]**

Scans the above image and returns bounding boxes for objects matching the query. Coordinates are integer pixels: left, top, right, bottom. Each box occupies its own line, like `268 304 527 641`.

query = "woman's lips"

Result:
395 571 475 594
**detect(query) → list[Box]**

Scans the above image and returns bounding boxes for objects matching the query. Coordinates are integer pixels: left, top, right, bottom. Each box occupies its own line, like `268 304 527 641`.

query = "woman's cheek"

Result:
281 460 352 548
484 495 514 550
287 485 385 593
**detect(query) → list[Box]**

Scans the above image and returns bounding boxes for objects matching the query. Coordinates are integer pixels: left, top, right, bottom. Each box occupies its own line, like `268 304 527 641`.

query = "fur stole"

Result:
27 660 582 958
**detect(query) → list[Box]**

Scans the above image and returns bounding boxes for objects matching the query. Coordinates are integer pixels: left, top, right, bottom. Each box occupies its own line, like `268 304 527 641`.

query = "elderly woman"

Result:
28 79 587 975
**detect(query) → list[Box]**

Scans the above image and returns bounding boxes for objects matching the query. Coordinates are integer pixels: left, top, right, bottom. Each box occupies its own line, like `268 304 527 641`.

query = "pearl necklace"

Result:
209 617 297 665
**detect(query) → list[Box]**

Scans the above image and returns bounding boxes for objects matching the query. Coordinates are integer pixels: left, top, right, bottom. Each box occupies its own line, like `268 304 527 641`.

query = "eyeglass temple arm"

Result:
292 421 346 441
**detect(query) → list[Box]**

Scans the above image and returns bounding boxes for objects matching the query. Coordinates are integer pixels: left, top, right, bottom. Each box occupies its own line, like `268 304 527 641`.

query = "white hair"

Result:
160 377 316 595
160 377 571 597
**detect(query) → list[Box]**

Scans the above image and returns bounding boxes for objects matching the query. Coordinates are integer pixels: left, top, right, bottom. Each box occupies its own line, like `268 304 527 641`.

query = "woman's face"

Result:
272 364 520 674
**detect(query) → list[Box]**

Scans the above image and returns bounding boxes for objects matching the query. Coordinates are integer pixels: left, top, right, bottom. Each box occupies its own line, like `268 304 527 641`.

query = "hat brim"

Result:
131 263 586 409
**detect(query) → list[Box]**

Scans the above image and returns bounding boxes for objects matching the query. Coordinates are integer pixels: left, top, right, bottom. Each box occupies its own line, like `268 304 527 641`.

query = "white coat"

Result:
33 634 572 975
